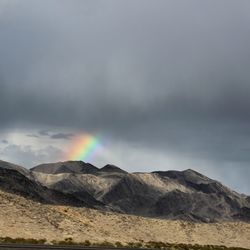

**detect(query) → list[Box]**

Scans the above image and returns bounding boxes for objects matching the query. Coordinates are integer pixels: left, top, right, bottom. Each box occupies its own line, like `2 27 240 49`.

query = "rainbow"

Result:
66 134 103 162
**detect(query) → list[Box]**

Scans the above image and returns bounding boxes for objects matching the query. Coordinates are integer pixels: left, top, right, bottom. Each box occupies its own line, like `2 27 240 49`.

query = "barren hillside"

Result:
0 189 250 248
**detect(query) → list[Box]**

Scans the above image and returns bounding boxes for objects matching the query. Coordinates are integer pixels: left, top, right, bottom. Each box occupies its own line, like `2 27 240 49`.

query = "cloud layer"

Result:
0 0 250 193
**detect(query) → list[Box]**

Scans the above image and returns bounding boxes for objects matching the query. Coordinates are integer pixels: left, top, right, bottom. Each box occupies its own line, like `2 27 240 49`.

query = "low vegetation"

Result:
0 237 46 244
0 237 249 250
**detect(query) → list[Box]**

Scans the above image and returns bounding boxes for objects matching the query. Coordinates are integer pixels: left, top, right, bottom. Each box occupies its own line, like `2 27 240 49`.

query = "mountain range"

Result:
0 159 249 222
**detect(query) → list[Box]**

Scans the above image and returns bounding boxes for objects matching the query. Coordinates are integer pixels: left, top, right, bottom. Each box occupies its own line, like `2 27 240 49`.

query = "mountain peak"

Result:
99 164 127 174
31 161 99 174
153 169 211 183
182 169 211 181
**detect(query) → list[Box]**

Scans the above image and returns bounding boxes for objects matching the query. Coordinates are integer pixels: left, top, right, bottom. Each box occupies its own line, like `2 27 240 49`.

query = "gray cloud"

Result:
27 134 39 138
50 133 74 140
38 130 50 136
1 140 8 144
0 0 250 193
0 144 62 168
27 130 74 140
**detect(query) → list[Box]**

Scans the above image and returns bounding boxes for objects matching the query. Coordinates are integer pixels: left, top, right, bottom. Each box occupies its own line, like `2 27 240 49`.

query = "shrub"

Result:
83 240 91 246
0 237 46 244
115 241 123 247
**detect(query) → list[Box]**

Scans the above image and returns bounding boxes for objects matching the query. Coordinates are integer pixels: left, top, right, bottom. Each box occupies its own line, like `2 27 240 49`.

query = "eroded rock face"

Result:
1 159 249 222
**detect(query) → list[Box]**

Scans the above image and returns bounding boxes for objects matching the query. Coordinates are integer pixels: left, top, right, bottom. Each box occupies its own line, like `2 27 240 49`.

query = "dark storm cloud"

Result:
27 131 74 140
50 133 74 140
1 0 250 129
0 0 250 192
38 130 50 136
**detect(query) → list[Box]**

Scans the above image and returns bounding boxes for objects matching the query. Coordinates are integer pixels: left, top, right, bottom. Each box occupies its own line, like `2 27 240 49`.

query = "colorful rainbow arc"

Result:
67 134 103 162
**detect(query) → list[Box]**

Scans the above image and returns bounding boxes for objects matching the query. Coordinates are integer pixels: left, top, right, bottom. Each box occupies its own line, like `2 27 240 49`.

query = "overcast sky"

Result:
0 0 250 194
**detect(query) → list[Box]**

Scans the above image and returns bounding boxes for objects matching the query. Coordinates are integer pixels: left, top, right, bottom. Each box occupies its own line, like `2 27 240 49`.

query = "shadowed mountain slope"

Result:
0 160 103 208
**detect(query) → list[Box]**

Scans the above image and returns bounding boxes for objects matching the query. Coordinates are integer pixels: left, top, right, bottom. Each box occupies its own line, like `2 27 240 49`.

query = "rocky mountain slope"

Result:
31 160 250 222
0 160 103 208
0 159 249 222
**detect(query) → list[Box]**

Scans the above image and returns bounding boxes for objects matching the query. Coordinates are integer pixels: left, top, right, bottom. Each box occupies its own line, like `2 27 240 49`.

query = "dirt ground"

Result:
0 190 249 248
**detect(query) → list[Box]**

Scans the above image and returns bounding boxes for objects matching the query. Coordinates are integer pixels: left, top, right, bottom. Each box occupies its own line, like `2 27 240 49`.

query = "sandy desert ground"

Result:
1 190 250 248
